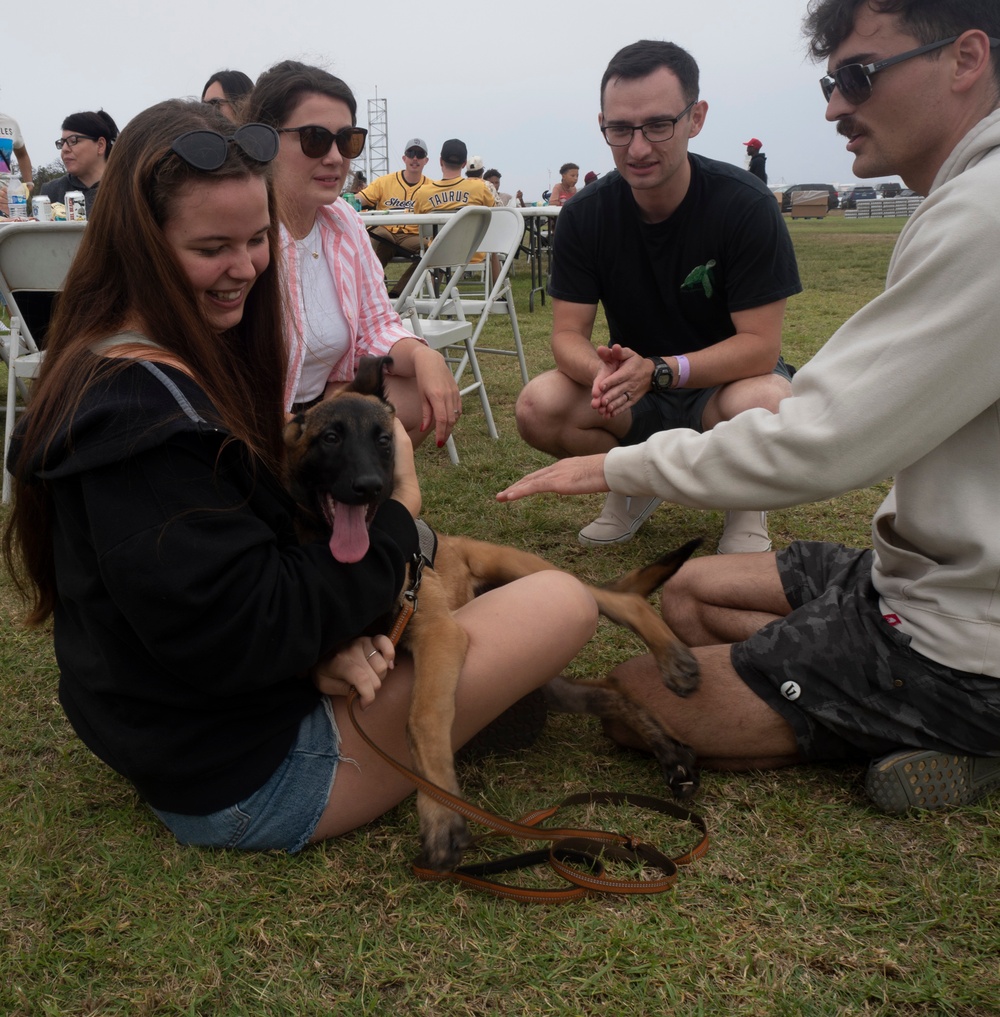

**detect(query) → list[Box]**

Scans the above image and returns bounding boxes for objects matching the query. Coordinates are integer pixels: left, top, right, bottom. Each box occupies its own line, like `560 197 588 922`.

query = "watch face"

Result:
653 364 673 391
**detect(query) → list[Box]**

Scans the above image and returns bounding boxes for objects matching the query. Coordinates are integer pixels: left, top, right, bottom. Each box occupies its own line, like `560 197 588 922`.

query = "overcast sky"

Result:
3 0 889 199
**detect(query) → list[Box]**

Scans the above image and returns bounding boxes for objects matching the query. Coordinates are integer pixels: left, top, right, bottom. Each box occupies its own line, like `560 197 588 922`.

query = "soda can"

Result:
32 195 53 221
65 190 88 221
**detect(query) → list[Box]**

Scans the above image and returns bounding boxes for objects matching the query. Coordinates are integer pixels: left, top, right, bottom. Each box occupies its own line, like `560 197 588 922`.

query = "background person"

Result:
202 69 254 120
514 40 800 552
483 167 514 206
41 110 120 212
548 162 579 206
0 107 33 213
413 138 497 213
3 97 599 855
744 137 768 183
245 61 460 448
356 137 431 297
499 2 1000 814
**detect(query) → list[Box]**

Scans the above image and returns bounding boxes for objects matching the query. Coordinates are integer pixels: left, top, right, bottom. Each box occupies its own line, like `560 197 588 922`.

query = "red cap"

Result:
744 137 763 149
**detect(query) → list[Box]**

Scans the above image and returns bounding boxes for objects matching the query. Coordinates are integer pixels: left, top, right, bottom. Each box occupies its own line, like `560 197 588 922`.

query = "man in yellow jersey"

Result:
414 138 496 213
357 137 431 296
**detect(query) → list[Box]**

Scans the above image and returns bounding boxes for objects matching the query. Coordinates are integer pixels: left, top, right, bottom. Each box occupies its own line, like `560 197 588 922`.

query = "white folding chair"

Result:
392 206 492 464
447 207 528 387
1 222 87 502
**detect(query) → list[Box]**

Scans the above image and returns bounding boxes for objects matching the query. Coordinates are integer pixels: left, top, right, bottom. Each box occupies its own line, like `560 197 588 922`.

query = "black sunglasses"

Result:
404 147 427 158
55 134 97 149
819 36 975 104
167 124 280 170
278 125 368 160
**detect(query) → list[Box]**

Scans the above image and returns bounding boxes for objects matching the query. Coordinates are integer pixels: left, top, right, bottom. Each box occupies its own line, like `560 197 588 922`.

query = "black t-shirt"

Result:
548 155 800 358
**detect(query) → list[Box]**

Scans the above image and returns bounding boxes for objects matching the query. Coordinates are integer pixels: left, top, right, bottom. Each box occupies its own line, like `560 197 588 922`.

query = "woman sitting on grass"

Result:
3 99 598 853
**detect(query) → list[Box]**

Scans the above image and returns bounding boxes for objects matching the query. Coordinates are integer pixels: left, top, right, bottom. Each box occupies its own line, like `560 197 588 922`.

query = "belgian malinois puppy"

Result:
284 356 701 871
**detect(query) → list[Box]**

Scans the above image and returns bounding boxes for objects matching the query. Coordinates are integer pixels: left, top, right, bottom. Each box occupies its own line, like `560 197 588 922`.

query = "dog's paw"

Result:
650 736 700 800
418 810 473 872
662 759 700 800
657 644 701 697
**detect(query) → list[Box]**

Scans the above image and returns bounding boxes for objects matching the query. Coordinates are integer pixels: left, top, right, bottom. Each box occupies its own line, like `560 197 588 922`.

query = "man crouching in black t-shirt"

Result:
514 39 802 552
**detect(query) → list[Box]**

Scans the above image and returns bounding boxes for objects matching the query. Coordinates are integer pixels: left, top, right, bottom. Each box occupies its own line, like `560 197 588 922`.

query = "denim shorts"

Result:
731 541 1000 762
624 357 793 444
151 696 343 854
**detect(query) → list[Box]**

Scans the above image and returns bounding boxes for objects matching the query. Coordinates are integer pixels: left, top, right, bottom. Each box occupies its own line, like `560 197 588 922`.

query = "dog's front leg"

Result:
405 573 473 871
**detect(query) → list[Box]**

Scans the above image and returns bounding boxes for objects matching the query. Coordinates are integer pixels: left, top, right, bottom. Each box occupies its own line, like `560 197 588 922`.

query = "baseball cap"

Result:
744 137 763 149
467 155 484 171
440 138 467 164
404 137 428 156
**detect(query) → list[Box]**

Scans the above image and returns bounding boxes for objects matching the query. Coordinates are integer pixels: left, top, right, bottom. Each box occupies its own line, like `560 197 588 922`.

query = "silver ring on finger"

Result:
366 649 379 660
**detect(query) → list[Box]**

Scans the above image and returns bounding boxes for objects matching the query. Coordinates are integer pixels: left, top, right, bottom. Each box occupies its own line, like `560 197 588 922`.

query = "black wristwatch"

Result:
649 356 674 392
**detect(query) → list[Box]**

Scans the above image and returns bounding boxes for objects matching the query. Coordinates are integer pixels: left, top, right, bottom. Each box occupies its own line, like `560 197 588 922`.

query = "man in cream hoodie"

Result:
499 0 1000 813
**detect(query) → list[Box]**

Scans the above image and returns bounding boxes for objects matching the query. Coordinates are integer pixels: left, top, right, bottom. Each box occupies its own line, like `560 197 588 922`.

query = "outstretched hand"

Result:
496 454 610 503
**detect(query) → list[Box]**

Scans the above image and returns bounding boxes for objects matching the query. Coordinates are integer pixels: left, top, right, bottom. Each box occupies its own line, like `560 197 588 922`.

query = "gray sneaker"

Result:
578 492 661 546
718 510 772 554
865 748 1000 814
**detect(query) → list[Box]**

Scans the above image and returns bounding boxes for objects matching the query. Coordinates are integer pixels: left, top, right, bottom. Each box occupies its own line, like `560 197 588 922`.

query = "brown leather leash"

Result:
347 690 709 902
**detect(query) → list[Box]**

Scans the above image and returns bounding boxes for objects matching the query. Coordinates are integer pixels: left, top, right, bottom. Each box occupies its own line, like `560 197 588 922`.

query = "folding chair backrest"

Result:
478 205 525 258
392 206 492 315
0 222 87 352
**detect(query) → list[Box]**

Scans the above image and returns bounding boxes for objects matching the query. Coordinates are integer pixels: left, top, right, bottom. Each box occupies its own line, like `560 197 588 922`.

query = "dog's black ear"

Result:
282 413 307 445
353 356 393 401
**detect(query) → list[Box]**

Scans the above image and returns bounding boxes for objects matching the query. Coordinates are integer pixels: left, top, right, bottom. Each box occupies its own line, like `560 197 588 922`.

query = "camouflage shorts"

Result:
730 541 1000 762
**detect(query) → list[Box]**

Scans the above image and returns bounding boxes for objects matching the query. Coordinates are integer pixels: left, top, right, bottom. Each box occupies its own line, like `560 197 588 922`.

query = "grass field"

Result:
3 214 998 1016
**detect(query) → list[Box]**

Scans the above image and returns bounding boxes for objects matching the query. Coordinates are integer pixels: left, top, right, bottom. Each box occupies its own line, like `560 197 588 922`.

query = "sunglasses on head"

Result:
818 35 1000 105
55 134 97 149
278 125 368 160
168 124 280 170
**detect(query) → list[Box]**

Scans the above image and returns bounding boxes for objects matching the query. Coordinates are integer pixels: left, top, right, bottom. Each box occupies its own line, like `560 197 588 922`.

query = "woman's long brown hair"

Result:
3 99 288 625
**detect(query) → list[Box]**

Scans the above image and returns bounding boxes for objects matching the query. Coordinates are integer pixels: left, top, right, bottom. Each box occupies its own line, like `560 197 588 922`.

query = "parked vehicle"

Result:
899 188 922 197
780 183 839 212
840 185 878 209
878 182 902 198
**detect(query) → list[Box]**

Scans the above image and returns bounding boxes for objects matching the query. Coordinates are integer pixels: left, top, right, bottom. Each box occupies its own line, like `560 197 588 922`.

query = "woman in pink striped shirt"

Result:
246 61 461 449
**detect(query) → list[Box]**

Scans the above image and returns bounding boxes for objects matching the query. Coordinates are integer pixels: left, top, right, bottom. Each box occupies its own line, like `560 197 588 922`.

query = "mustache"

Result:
837 118 862 139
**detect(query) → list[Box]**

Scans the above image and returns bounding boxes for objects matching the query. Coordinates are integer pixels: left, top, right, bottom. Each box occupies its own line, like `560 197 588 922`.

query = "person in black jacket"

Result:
3 99 598 854
743 137 767 184
40 109 120 216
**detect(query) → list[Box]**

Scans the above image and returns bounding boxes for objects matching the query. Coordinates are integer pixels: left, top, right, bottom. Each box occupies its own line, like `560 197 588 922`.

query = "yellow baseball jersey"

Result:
413 176 497 214
357 171 429 235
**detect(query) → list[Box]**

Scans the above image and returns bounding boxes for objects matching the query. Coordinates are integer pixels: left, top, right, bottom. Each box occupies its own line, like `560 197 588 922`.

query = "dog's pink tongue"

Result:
324 497 371 563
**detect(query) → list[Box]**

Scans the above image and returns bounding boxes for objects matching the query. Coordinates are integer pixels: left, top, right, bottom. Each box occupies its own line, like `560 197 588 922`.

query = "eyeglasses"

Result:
404 147 427 159
55 134 97 149
601 100 696 147
167 124 280 170
819 36 966 104
203 97 231 109
278 125 368 160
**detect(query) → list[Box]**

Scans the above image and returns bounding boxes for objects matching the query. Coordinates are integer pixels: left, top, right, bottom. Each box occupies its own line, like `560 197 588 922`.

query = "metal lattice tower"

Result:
366 97 389 182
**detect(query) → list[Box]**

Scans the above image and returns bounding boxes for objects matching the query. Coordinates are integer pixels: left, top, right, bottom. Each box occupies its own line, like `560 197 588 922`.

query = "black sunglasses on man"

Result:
820 35 1000 105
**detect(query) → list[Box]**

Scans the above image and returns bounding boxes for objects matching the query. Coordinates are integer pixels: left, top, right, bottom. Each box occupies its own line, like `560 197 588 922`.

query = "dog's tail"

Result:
601 538 702 598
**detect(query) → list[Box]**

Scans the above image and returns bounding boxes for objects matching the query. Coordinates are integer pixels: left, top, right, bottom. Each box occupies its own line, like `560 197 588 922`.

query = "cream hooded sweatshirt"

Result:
605 109 1000 677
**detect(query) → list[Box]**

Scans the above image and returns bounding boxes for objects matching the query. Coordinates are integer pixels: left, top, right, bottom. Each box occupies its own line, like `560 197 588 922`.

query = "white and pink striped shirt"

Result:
281 199 422 411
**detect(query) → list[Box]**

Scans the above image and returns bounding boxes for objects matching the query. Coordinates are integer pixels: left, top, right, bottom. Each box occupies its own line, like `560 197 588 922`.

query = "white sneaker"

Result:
718 510 772 554
578 493 661 546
